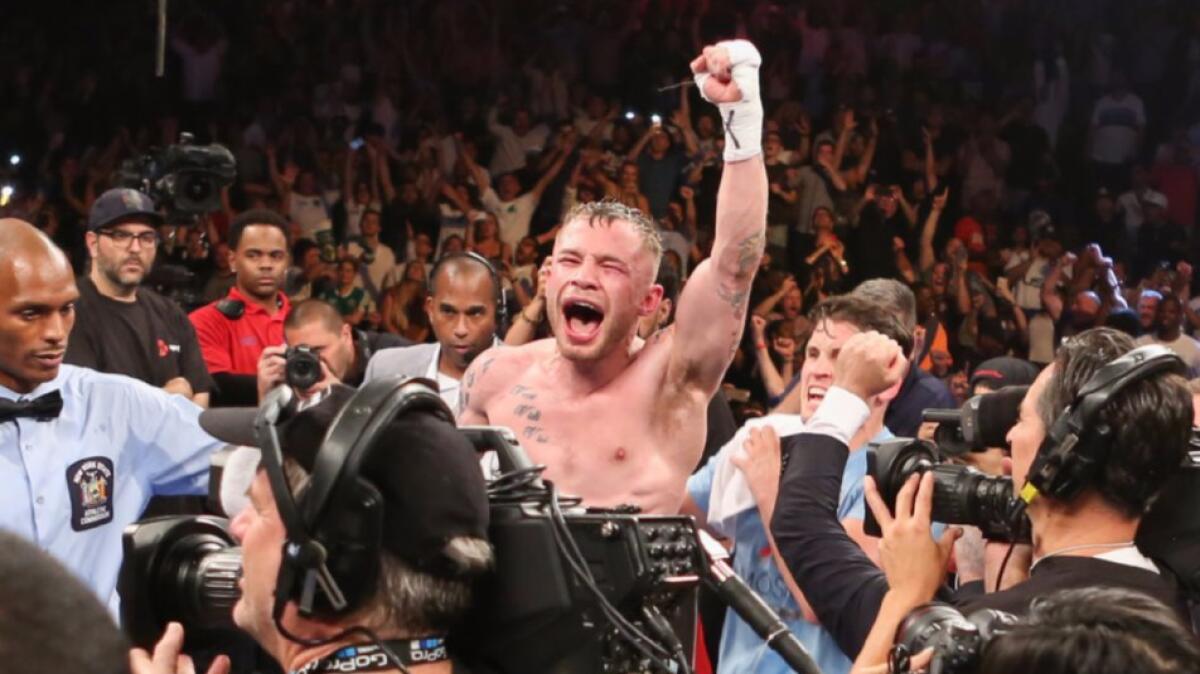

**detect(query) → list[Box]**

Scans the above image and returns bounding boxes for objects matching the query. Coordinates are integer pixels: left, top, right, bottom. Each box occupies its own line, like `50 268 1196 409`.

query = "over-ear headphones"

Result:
253 377 453 623
1021 344 1186 505
428 251 508 337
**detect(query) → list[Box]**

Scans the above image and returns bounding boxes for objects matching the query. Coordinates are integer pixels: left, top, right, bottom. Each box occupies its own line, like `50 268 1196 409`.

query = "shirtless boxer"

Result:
459 41 767 514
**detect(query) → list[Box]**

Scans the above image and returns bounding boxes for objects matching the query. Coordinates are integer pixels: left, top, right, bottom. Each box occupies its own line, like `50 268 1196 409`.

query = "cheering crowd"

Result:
1 1 1200 673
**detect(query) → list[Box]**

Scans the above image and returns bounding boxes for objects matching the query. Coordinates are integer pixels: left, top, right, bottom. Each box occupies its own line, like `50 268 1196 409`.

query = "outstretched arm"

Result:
669 41 767 398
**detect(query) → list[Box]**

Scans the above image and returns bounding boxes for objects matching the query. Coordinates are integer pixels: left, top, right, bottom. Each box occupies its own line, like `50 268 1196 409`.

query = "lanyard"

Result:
292 638 448 673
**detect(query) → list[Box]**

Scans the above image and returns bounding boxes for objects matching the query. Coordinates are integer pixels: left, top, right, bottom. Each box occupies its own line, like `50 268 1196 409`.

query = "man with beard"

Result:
66 189 212 406
459 40 769 514
365 253 500 417
190 210 291 406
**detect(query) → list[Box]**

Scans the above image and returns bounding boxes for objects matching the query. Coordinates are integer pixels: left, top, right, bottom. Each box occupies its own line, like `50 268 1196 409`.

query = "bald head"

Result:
0 219 72 277
285 298 345 333
426 254 498 374
429 255 497 300
0 219 78 393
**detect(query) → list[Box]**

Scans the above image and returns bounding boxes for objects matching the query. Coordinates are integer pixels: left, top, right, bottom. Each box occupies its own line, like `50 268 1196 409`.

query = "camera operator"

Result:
0 218 223 609
164 384 493 674
65 188 212 407
190 210 291 406
365 252 501 416
769 327 1194 664
256 299 410 401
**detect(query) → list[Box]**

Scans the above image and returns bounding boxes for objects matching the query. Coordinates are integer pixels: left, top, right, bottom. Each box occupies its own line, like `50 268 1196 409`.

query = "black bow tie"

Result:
0 390 63 423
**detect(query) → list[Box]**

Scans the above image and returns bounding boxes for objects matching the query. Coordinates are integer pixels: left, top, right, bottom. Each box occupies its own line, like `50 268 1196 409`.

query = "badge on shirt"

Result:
66 456 114 531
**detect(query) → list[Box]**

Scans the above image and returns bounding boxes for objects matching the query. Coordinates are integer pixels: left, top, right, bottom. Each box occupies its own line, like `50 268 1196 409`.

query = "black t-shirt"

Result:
65 277 214 393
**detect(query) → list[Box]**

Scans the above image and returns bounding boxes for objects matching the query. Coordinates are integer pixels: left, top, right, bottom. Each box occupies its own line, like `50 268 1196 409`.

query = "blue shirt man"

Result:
687 417 892 674
0 217 222 610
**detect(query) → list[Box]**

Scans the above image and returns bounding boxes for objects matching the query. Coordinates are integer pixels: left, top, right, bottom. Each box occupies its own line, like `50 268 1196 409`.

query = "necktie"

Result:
0 390 63 423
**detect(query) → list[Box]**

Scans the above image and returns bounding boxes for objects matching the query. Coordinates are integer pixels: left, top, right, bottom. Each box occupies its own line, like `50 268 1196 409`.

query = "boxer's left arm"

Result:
667 44 767 400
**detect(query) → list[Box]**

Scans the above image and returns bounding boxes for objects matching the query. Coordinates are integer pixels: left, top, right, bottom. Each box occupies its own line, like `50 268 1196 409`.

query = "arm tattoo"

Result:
735 232 766 277
717 282 751 313
716 232 765 313
511 384 537 400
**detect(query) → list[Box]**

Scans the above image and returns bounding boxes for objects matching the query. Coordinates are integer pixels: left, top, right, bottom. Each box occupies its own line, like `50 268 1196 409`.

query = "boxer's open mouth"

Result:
563 299 605 342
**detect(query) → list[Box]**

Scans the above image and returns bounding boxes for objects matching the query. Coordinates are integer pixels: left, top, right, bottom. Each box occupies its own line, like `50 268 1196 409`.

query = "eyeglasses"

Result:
98 229 159 247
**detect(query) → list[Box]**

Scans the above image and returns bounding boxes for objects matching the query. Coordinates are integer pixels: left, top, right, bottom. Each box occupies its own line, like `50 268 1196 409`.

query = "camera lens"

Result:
286 347 323 390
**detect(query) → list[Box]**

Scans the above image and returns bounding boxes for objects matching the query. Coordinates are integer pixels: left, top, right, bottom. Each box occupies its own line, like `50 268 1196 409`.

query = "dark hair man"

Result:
190 209 291 406
255 299 410 401
978 587 1200 674
0 219 223 608
0 530 130 674
770 327 1194 660
459 40 769 515
365 254 500 417
187 384 491 674
684 295 910 674
65 188 212 407
851 278 955 437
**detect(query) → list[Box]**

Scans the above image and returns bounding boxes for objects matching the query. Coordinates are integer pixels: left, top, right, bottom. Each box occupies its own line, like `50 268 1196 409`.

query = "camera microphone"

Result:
923 386 1028 455
695 530 821 674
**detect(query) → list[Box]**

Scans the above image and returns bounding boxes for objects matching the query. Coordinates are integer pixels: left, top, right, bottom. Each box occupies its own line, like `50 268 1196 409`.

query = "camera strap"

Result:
292 637 448 674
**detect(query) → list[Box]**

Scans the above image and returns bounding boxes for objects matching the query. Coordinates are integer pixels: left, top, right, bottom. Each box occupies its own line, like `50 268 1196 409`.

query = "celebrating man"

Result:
459 41 768 513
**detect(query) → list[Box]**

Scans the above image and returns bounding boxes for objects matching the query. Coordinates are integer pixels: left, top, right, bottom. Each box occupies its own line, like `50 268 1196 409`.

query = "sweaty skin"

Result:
460 45 768 514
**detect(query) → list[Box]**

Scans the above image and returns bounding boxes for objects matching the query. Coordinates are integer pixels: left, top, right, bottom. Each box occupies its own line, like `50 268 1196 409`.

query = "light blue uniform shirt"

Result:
687 427 892 674
0 365 223 610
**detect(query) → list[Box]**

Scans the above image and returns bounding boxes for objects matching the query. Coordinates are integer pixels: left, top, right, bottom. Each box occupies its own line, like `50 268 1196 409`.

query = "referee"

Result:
0 218 223 611
65 188 213 406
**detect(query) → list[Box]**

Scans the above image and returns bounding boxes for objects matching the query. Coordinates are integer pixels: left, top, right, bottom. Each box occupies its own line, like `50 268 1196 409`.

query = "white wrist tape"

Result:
693 40 763 162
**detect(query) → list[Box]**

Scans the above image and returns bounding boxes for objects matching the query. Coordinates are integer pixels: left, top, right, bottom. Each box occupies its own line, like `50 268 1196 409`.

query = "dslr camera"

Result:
284 346 322 390
891 603 1018 674
117 132 236 221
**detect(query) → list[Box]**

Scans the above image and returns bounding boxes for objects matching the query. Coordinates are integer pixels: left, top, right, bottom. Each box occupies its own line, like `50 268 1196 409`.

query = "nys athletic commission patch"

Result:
66 456 114 531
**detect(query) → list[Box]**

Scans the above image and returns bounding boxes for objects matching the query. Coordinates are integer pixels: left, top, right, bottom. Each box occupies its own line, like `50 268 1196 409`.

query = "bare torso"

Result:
463 333 707 514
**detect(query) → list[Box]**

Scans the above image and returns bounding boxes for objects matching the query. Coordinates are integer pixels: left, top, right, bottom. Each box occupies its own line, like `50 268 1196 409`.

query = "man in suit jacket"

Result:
365 253 501 416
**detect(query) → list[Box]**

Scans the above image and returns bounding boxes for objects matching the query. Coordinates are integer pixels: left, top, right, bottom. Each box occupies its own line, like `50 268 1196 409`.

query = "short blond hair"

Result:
562 199 663 277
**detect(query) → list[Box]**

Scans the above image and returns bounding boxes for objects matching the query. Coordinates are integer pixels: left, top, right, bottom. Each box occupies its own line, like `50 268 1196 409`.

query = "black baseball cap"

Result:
969 357 1040 392
88 188 163 231
200 384 489 579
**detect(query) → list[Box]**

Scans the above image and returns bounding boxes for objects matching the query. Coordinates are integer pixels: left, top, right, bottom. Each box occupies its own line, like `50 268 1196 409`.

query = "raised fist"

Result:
690 45 741 103
750 314 767 336
833 331 907 403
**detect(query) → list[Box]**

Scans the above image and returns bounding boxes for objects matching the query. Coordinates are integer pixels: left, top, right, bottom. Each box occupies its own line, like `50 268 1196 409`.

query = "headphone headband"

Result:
1023 344 1186 504
429 251 508 335
254 378 454 619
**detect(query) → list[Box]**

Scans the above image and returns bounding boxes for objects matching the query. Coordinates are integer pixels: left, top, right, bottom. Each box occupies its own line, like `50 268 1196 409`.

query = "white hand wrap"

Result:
693 40 763 163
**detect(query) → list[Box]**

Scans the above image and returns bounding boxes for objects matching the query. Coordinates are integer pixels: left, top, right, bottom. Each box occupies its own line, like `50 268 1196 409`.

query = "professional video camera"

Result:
889 603 1018 674
119 426 821 674
116 132 236 221
865 436 1032 543
864 386 1200 597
